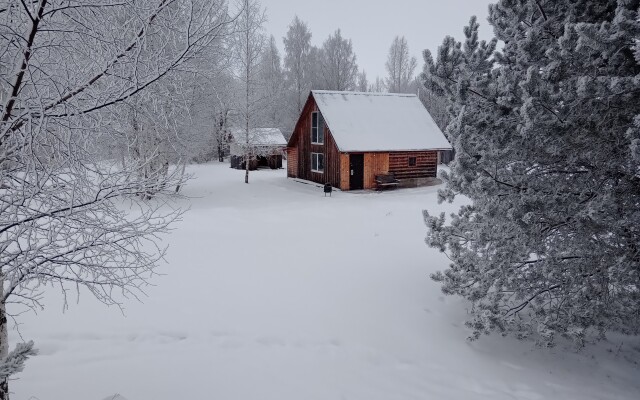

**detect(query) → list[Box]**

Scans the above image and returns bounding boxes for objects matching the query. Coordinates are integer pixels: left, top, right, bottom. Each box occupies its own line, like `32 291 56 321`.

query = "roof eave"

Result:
339 147 452 153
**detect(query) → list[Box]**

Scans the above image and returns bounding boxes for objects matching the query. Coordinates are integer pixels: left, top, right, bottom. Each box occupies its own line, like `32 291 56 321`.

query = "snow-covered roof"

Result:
231 128 286 146
311 90 452 152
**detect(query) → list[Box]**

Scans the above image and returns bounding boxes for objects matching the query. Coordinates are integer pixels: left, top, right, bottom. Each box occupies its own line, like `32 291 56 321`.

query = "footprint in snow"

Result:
101 394 129 400
160 331 188 342
500 361 525 371
256 336 286 347
210 330 234 339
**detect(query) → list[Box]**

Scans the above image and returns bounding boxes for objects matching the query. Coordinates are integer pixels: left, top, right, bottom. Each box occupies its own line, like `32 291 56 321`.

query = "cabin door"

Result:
349 154 364 190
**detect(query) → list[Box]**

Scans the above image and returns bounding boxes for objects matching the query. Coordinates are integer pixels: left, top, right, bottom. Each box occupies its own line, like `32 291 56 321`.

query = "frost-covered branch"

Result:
422 2 640 347
0 1 236 397
0 341 37 381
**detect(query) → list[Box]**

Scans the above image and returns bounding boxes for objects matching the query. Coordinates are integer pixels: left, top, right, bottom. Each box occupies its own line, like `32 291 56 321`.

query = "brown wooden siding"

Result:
388 151 437 179
287 147 297 178
289 93 440 191
340 153 349 190
291 95 341 188
364 153 390 189
324 129 341 187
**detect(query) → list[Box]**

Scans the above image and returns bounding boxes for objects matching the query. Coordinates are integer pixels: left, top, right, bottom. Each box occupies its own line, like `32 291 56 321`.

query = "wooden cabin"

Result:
230 128 286 170
286 91 452 190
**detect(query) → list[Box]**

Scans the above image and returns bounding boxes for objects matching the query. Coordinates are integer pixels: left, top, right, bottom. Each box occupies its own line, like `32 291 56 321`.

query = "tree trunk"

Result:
216 111 227 163
218 142 224 162
175 162 186 193
244 152 249 184
244 0 250 184
0 274 9 400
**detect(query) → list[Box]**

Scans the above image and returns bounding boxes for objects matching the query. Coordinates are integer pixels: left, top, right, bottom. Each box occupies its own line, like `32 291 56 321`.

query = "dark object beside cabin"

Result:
230 155 282 170
230 155 257 170
258 154 283 169
324 183 332 197
375 173 400 190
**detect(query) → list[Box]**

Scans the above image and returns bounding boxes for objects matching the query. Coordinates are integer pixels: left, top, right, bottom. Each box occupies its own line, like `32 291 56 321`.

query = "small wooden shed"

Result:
230 128 286 170
286 91 452 190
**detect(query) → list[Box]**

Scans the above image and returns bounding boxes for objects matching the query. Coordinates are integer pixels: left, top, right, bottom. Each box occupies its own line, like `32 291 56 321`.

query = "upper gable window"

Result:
311 111 324 144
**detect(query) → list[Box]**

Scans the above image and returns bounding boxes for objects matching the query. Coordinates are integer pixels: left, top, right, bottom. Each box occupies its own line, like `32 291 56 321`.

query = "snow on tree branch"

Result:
422 1 640 347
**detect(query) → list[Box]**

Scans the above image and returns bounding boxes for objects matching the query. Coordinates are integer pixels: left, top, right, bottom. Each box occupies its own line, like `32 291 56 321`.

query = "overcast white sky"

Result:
261 0 495 81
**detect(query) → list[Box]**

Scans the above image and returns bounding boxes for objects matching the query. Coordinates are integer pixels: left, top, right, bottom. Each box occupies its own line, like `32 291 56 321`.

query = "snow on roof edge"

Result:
311 91 452 152
312 90 417 98
337 147 453 152
230 127 287 146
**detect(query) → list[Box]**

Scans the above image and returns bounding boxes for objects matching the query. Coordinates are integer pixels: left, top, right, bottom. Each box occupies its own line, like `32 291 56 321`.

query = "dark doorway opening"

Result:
349 153 364 190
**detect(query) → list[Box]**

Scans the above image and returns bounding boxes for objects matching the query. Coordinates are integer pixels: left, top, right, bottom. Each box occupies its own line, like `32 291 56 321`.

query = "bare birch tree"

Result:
283 16 312 116
306 45 324 92
318 29 358 91
232 0 266 183
210 72 239 162
0 1 235 398
368 76 386 93
185 32 238 164
385 36 418 93
357 70 369 92
258 35 286 131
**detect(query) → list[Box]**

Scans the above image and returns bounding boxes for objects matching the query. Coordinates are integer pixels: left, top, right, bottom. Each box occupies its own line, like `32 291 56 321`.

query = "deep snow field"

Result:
12 162 640 400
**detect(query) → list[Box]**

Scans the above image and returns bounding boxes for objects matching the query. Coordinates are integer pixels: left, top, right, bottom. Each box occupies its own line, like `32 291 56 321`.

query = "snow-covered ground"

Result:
12 163 640 400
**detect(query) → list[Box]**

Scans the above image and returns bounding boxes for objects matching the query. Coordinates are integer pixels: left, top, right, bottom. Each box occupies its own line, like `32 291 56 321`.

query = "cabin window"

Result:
408 156 417 166
311 111 324 144
311 152 324 172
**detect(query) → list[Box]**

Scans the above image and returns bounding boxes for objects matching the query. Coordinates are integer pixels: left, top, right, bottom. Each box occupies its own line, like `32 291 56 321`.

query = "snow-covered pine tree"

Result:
422 0 640 347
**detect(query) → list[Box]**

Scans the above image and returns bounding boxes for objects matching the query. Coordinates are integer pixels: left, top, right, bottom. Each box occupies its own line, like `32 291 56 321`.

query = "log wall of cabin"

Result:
292 96 341 188
388 151 438 179
287 147 297 177
323 130 341 187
